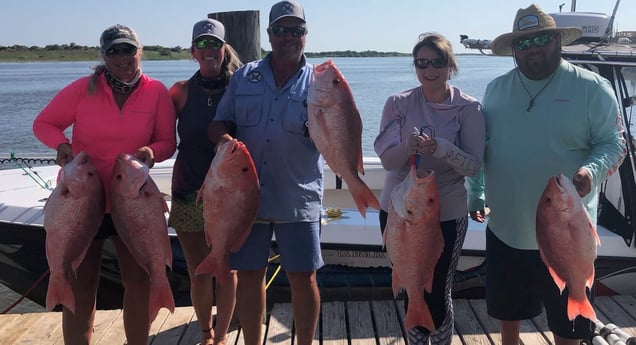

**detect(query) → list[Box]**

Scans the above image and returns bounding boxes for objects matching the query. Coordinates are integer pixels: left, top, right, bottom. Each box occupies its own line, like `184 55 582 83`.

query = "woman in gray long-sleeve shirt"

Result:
373 32 485 345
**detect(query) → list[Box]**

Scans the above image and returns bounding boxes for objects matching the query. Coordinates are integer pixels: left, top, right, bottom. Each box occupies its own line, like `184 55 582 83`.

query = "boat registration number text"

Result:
582 25 600 34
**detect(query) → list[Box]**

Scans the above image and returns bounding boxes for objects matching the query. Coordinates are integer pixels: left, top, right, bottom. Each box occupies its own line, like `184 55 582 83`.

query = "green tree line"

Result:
0 44 409 62
0 44 191 62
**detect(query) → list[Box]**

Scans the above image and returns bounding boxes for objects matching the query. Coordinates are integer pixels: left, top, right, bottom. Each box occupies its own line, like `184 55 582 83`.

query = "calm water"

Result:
0 56 514 158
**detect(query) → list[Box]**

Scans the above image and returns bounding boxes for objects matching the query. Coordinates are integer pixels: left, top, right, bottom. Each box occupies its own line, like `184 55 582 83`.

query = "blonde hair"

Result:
223 43 243 78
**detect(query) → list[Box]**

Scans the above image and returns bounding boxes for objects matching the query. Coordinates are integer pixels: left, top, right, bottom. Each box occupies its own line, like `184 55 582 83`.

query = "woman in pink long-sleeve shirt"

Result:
33 24 176 345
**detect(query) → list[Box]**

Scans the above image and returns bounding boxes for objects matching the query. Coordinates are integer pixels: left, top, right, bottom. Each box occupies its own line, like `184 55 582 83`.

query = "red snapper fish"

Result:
536 173 599 321
383 165 443 331
43 151 104 313
110 153 175 322
195 139 260 282
307 59 380 217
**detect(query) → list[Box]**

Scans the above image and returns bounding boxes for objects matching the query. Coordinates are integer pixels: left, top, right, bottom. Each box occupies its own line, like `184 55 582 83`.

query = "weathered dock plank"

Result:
13 311 61 345
322 301 347 345
2 296 636 345
0 313 22 337
347 301 377 345
1 312 44 345
151 306 195 345
595 295 636 337
468 299 502 344
453 299 490 344
176 311 201 345
149 308 172 343
267 302 294 345
94 309 126 345
372 299 405 345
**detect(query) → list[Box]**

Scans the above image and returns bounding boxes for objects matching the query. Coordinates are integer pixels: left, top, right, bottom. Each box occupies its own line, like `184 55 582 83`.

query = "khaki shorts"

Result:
168 192 204 232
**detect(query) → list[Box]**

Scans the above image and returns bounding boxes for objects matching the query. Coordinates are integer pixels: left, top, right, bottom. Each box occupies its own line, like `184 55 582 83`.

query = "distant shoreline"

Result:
0 44 489 63
0 44 416 62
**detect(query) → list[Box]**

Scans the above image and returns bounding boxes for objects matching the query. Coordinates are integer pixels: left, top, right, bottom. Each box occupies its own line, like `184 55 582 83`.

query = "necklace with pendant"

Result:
516 68 556 112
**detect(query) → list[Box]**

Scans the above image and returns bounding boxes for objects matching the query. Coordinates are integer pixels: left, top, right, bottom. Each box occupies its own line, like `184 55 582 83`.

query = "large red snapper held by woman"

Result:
195 139 260 282
43 151 105 313
307 59 380 217
110 153 175 323
383 165 443 331
536 173 599 321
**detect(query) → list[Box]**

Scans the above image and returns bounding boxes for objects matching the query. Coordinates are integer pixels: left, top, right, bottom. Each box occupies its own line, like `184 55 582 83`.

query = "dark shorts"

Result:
486 228 594 339
95 214 117 239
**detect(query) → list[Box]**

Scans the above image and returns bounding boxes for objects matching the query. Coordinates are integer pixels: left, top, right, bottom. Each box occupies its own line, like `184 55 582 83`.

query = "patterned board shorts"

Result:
168 192 204 232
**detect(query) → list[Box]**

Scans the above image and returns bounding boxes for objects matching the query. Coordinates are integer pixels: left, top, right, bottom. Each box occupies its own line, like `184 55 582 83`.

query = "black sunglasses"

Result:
514 33 554 51
414 58 447 69
270 26 307 38
195 39 224 50
104 44 137 58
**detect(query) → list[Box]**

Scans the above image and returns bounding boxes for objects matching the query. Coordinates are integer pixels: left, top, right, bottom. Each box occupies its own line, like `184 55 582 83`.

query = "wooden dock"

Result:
0 296 634 345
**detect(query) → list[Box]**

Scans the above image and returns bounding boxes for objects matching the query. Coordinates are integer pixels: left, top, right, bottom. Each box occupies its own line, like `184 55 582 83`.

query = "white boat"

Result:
2 1 636 309
2 124 636 309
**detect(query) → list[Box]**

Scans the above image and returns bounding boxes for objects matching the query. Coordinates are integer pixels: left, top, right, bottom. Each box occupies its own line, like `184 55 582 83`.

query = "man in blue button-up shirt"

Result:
207 2 323 345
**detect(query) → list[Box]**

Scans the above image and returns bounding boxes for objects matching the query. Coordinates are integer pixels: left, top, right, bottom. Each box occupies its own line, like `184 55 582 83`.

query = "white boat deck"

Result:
1 158 636 294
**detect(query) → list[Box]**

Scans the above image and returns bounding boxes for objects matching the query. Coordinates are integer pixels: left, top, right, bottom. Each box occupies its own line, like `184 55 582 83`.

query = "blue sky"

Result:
1 1 632 54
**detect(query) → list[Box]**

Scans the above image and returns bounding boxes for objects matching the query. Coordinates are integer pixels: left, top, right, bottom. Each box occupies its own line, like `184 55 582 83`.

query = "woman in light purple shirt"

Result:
374 32 485 345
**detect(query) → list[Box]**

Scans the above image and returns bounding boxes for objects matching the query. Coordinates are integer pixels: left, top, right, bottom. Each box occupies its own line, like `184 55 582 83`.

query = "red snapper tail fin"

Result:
567 297 597 321
195 254 230 284
148 277 176 323
348 176 380 218
46 275 75 314
404 294 435 332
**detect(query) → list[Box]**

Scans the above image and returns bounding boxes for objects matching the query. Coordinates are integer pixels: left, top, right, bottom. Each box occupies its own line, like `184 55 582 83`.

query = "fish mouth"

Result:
314 60 334 73
73 152 89 166
230 142 240 153
221 140 243 162
415 169 434 181
553 175 567 192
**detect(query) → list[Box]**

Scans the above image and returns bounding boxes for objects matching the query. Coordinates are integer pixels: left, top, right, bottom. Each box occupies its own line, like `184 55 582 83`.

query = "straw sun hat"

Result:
491 3 582 56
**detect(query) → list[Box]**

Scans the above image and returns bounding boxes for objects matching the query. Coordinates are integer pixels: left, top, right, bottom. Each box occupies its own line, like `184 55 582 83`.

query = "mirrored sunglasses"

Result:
104 44 137 58
195 39 224 50
270 26 307 38
515 33 554 51
414 58 447 69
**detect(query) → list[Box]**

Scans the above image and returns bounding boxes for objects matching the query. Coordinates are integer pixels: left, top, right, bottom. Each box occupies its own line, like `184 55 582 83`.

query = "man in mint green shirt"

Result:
467 4 625 345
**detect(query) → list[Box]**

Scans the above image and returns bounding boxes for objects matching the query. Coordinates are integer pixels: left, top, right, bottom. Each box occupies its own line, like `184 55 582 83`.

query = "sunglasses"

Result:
514 33 554 51
414 58 447 69
104 44 137 58
195 39 224 50
270 26 307 38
